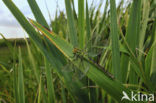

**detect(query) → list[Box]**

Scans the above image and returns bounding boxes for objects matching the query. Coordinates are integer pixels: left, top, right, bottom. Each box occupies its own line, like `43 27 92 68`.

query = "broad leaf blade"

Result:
29 19 74 60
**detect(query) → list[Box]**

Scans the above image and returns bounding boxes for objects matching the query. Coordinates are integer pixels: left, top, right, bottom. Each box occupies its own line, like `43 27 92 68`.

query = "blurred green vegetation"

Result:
0 39 28 63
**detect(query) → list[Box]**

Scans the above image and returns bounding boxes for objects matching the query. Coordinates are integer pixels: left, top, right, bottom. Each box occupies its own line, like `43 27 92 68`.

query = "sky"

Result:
0 0 120 39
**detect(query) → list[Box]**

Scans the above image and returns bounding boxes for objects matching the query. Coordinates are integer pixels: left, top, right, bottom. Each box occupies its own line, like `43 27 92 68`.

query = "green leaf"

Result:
61 82 67 103
45 59 56 103
65 0 78 47
150 23 156 90
120 0 142 83
86 0 91 48
27 0 50 29
18 47 25 103
78 0 85 49
110 0 121 80
37 76 42 103
13 49 19 103
29 18 74 60
145 46 153 79
25 38 40 83
138 0 150 60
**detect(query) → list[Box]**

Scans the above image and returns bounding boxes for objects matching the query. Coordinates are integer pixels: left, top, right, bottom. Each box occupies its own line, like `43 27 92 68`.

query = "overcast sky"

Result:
0 0 120 39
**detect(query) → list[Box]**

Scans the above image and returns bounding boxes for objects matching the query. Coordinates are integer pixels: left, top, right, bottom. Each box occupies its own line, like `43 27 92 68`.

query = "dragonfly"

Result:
72 47 115 80
61 48 94 80
29 19 114 79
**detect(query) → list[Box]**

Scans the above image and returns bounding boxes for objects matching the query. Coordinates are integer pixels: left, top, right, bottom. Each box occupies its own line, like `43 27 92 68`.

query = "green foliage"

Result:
78 0 85 49
18 48 25 103
110 0 120 80
0 0 156 103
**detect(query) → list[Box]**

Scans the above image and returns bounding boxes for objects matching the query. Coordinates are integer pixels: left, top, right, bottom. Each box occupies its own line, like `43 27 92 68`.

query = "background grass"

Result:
0 39 27 65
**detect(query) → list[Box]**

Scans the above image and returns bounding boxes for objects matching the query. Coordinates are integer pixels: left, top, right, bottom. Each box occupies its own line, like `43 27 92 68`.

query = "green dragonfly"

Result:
71 47 115 80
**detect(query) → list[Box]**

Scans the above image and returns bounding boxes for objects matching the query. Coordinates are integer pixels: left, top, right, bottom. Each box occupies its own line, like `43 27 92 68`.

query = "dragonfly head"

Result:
73 48 80 54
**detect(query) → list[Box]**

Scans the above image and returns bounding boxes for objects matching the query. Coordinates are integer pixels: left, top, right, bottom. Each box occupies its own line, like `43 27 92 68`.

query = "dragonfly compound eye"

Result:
73 48 80 54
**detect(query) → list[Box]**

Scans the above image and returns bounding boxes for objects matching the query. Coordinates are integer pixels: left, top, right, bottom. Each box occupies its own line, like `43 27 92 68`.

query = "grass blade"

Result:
78 0 85 49
110 0 121 80
29 19 74 60
37 76 42 103
65 0 78 47
18 47 25 103
27 0 49 29
13 58 19 103
45 59 56 103
61 82 67 103
138 0 150 60
150 22 156 90
25 38 40 82
86 0 91 47
120 0 142 83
